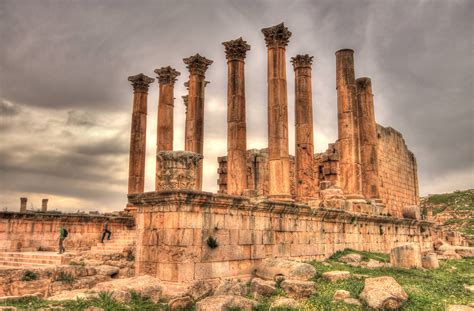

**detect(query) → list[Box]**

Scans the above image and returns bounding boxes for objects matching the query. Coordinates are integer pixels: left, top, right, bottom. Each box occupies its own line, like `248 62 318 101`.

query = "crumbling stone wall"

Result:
131 190 434 282
218 149 296 197
217 124 419 218
0 212 134 252
376 125 419 217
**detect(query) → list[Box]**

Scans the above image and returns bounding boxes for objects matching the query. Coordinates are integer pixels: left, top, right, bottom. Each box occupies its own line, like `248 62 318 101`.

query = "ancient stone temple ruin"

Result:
0 23 468 291
123 23 449 282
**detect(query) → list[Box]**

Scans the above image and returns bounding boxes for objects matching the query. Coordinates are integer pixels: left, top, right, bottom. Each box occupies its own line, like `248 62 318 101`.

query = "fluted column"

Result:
222 37 251 195
127 73 154 194
183 54 213 190
356 77 379 198
154 67 180 190
335 49 362 196
261 23 292 201
291 54 318 201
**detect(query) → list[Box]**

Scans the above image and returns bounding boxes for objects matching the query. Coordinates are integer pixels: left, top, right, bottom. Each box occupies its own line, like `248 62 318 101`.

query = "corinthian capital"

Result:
154 66 180 85
222 37 251 60
291 54 314 70
261 23 292 48
183 54 213 76
128 73 155 92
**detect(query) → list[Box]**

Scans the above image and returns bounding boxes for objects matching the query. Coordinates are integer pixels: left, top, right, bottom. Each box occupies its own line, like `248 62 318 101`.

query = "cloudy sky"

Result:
0 0 473 212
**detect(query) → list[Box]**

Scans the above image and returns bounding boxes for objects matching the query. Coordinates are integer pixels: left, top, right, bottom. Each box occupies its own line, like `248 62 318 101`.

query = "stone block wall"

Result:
376 125 419 217
0 212 135 252
130 190 435 282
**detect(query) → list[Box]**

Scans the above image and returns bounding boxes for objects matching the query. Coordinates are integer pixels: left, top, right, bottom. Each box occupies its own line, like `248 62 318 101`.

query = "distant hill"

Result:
421 189 474 245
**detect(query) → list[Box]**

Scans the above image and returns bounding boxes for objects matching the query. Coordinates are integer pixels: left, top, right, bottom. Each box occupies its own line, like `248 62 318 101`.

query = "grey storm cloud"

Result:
0 0 473 211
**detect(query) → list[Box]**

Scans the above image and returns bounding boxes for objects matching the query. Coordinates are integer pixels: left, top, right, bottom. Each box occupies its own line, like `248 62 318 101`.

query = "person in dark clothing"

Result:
101 220 111 243
58 225 67 254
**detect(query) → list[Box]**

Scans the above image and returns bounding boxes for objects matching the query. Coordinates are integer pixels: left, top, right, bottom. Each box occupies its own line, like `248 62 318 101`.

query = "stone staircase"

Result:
0 251 64 268
89 230 136 254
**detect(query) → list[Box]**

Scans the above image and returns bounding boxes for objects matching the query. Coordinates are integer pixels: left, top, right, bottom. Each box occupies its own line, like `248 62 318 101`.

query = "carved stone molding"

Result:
291 54 314 69
261 23 292 48
128 73 155 92
154 66 180 85
156 151 203 191
222 37 251 60
183 54 213 76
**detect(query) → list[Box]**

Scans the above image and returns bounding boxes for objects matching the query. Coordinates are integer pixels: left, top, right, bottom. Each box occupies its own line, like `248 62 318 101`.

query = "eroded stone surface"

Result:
390 243 422 268
280 279 316 298
195 295 257 311
360 276 408 310
322 271 351 282
256 258 316 281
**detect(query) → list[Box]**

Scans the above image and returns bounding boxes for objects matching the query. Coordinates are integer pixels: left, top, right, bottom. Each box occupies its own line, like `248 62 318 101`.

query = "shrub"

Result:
21 270 38 281
55 271 75 285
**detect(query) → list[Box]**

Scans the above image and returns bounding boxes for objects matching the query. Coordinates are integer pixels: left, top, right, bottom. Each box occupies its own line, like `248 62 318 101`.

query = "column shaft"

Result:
335 49 362 196
223 37 250 195
127 73 154 194
262 23 292 201
183 54 213 190
356 77 379 198
154 67 180 191
292 55 318 201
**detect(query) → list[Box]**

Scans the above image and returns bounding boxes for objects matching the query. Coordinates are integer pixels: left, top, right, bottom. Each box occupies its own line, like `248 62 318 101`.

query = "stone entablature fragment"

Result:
156 151 203 191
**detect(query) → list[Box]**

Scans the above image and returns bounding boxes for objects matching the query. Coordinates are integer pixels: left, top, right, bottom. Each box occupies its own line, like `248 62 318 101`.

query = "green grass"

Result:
0 291 169 311
302 252 473 310
423 189 474 214
55 271 75 285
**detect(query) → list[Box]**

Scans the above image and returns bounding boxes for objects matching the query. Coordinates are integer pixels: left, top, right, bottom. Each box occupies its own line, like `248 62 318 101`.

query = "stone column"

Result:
222 37 251 196
291 54 318 202
20 197 27 212
183 54 213 190
356 77 379 198
41 198 48 212
127 73 155 194
154 67 180 191
156 151 203 191
182 94 189 150
335 49 362 196
261 23 292 201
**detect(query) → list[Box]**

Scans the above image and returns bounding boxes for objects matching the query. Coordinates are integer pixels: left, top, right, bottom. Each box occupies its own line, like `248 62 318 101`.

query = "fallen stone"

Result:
340 253 362 264
269 297 300 310
161 281 192 301
360 276 408 310
343 298 362 306
95 265 120 276
390 243 422 268
84 307 104 311
422 253 439 269
435 242 462 259
214 278 248 297
250 278 276 297
333 289 350 300
402 205 420 219
464 284 474 293
0 307 17 311
169 296 194 310
92 275 162 302
365 258 387 269
280 279 316 298
185 281 215 301
48 289 98 301
447 305 474 311
454 246 474 258
322 271 351 282
256 258 316 281
195 295 257 311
